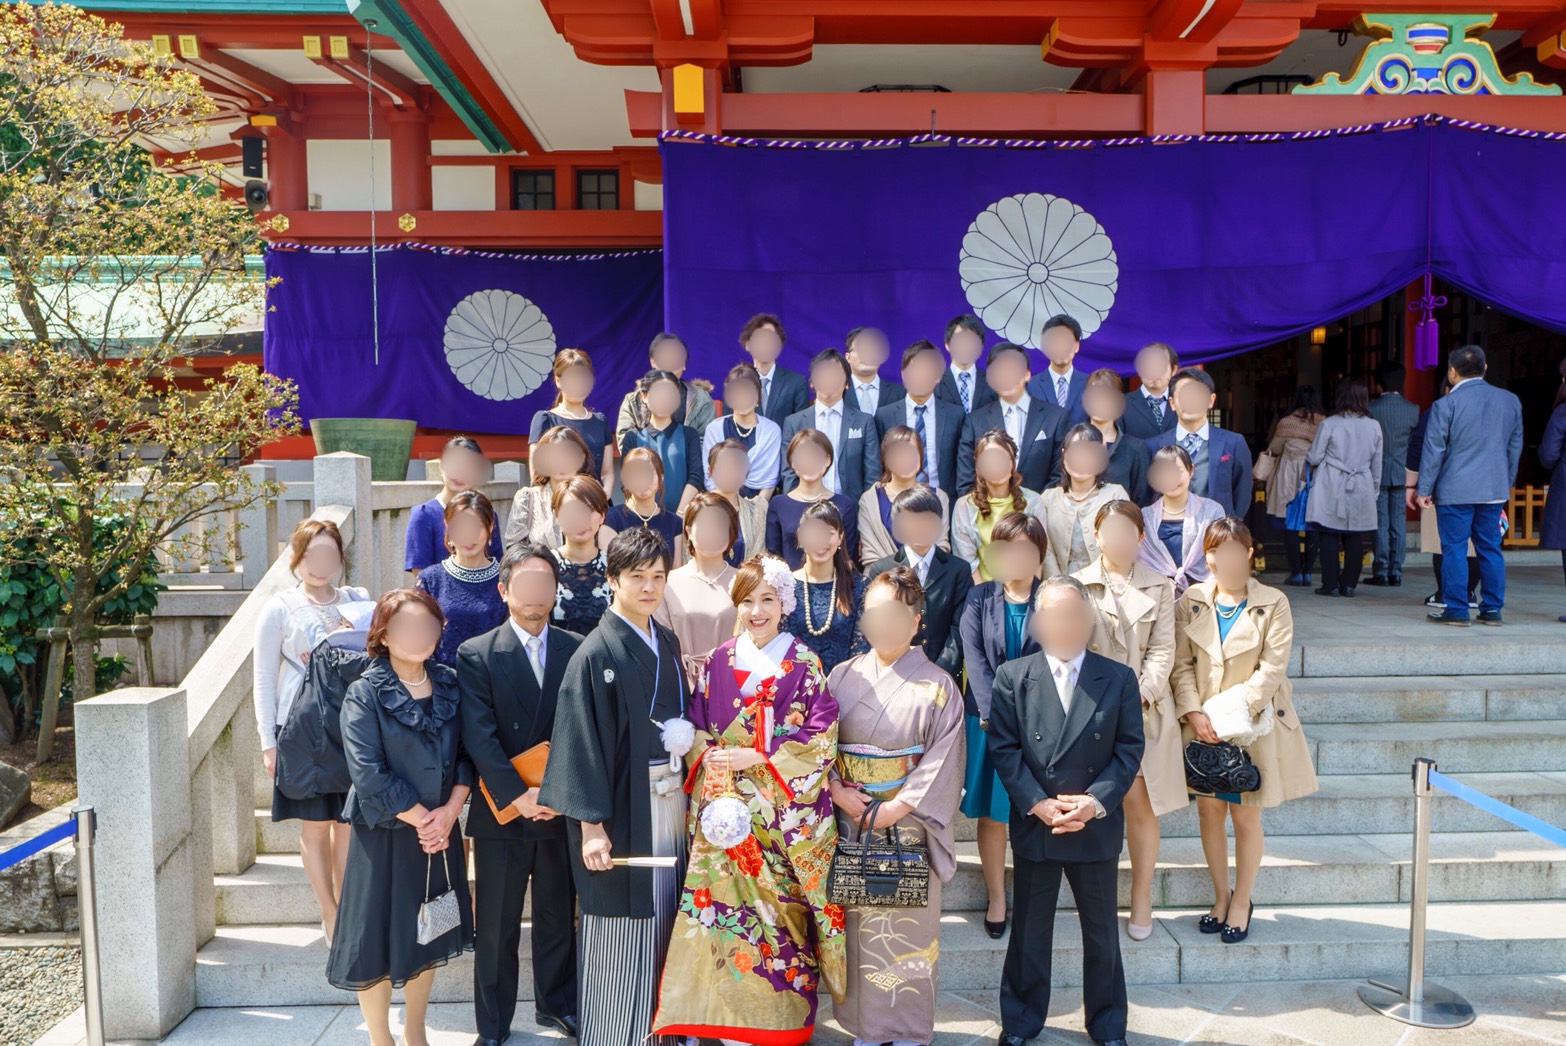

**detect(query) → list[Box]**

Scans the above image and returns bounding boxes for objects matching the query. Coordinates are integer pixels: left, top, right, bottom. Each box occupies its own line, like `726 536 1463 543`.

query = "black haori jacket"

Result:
538 611 688 917
274 641 370 801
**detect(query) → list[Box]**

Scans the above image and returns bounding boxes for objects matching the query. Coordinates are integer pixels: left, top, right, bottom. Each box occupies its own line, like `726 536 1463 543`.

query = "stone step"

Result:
193 901 1566 1007
1294 636 1566 679
1306 720 1566 775
1289 675 1566 724
255 772 1566 853
224 830 1566 928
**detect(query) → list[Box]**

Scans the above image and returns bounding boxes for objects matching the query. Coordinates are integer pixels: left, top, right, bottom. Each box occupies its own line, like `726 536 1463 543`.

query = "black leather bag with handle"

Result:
827 799 931 908
1183 739 1262 795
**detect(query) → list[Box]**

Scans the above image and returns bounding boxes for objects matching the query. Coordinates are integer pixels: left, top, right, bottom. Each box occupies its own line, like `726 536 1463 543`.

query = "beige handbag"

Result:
1252 450 1278 484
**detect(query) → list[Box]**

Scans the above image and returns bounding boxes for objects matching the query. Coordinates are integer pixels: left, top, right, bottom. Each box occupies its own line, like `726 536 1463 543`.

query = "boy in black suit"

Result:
457 543 582 1045
987 576 1142 1046
740 312 808 424
866 485 972 677
937 312 997 415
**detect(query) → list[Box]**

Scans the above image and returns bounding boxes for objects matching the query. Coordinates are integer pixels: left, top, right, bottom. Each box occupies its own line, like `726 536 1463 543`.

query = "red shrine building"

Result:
88 0 1566 512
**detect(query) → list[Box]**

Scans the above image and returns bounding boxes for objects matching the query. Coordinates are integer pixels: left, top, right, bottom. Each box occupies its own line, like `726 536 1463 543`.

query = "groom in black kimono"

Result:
538 526 688 1046
987 575 1144 1046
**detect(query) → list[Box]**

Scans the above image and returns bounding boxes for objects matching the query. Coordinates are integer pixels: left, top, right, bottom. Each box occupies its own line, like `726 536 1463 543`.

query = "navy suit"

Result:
958 396 1070 493
987 650 1142 1043
937 366 997 415
757 364 809 425
844 377 904 416
957 579 1039 719
874 396 965 501
1027 368 1088 427
867 547 971 678
1121 388 1178 442
780 402 881 505
1146 425 1254 518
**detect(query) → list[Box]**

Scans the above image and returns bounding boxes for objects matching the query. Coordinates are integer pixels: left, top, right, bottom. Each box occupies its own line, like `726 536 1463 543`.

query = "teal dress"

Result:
1197 598 1249 803
960 599 1031 821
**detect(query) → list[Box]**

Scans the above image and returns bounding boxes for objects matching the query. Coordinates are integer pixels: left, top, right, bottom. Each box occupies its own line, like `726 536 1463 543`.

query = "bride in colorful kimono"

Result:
653 555 846 1046
826 566 966 1046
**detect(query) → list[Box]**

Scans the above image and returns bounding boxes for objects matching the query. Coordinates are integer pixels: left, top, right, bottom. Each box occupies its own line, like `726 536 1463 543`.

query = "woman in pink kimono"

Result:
827 566 966 1046
654 555 845 1046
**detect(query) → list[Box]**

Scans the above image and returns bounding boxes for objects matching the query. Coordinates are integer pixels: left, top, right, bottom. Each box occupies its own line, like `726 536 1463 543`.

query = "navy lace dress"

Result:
552 548 610 635
412 558 506 667
784 574 868 676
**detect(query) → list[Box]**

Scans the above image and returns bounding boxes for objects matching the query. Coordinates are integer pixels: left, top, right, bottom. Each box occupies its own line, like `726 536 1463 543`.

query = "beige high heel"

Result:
1126 917 1153 941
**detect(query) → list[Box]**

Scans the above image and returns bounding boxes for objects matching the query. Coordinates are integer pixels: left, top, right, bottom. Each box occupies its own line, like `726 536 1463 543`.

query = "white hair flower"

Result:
758 556 796 616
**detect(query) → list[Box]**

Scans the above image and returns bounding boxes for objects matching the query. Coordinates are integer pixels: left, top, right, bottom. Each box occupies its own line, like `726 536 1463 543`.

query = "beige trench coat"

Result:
1172 579 1318 808
1075 559 1186 816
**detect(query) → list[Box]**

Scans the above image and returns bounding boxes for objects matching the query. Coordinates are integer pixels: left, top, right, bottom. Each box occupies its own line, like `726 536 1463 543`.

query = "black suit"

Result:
457 622 582 1036
1121 387 1178 442
867 547 972 678
874 396 966 501
936 366 997 415
986 650 1144 1043
757 364 809 425
844 377 905 416
957 396 1070 492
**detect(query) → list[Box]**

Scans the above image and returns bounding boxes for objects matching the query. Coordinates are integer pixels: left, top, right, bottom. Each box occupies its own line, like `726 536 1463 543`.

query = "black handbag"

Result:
1183 740 1262 795
827 800 931 908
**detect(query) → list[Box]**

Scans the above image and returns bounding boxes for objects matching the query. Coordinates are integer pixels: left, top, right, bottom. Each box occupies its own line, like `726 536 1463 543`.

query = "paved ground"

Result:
32 974 1566 1045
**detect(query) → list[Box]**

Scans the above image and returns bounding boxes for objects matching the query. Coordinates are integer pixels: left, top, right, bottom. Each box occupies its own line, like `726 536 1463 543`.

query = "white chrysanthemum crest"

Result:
442 289 556 401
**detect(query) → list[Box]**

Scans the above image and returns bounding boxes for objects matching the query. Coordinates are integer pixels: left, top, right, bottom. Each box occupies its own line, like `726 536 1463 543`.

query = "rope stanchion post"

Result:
75 806 105 1046
1358 758 1475 1028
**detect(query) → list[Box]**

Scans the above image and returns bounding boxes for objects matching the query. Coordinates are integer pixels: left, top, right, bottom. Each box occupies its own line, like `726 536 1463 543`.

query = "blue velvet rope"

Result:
1428 768 1566 849
0 814 77 872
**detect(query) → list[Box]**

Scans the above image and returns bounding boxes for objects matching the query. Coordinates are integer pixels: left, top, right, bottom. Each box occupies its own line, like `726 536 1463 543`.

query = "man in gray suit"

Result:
1366 362 1421 587
1416 345 1523 626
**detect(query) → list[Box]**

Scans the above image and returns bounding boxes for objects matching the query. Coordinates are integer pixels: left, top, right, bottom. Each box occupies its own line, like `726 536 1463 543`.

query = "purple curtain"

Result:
263 245 663 431
660 118 1566 376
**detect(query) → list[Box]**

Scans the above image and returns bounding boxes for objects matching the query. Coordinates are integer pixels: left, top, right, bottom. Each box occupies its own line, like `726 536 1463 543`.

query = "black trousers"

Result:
1000 855 1127 1042
1317 527 1369 591
472 834 577 1039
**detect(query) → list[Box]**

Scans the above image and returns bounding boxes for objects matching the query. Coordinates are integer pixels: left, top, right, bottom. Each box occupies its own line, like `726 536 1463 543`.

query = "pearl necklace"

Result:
397 670 429 687
801 574 837 636
626 500 660 525
442 556 499 584
731 417 757 438
1215 600 1244 620
302 587 340 606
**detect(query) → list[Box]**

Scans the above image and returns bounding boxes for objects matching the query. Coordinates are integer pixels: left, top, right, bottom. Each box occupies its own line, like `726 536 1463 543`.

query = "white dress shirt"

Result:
905 395 939 487
508 618 550 685
855 376 883 417
1048 366 1076 409
999 391 1033 447
814 399 845 493
906 543 937 586
1176 419 1212 452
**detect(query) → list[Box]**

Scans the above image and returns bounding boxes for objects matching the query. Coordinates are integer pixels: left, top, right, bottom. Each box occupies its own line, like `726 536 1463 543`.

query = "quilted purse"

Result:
1183 739 1262 795
827 800 930 908
416 848 461 946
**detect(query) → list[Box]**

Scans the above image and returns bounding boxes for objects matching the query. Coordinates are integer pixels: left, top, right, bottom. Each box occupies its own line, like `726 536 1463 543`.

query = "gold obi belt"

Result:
836 743 924 801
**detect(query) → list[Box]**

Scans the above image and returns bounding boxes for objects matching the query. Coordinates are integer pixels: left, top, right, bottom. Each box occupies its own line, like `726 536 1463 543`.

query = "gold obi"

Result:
836 743 924 801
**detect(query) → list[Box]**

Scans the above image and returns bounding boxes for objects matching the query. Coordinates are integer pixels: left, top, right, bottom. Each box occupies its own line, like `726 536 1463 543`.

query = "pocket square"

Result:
1220 453 1232 462
848 427 863 439
1033 430 1047 441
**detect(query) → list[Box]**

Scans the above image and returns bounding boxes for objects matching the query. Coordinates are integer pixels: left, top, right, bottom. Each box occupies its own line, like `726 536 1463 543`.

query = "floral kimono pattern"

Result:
653 633 846 1046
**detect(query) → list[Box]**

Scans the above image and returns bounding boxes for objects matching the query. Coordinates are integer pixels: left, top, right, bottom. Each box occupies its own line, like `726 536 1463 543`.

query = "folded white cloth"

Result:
1203 686 1274 747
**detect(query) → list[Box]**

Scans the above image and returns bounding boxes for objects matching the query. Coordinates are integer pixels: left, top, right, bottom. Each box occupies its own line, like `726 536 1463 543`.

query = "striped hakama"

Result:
577 764 687 1046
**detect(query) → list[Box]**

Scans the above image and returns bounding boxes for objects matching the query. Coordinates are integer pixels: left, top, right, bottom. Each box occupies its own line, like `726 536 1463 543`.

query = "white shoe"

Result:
1126 919 1153 941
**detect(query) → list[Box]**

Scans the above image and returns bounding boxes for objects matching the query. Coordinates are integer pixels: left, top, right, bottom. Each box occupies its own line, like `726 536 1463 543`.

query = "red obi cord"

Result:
683 681 796 801
654 1022 815 1046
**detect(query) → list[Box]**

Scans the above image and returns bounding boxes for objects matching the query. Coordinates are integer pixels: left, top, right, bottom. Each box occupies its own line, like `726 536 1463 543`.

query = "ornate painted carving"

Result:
1294 13 1561 96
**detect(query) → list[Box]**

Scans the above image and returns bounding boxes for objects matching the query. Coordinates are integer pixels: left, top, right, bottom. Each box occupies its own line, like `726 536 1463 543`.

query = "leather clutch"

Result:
477 741 550 825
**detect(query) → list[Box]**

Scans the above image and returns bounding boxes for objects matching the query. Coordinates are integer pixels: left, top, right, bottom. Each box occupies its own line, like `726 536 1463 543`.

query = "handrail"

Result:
183 504 353 762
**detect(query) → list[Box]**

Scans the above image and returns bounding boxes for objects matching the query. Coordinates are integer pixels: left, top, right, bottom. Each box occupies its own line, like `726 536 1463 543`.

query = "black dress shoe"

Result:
985 916 1008 939
473 1039 504 1046
997 1034 1028 1046
1313 586 1338 596
1096 1039 1129 1046
1362 575 1390 587
1198 908 1227 934
1221 900 1254 944
1340 586 1356 598
536 1013 578 1037
1388 575 1402 587
1478 610 1504 626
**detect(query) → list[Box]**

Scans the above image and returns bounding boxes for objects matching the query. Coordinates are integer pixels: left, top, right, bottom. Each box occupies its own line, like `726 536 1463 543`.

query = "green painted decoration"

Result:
1293 12 1561 96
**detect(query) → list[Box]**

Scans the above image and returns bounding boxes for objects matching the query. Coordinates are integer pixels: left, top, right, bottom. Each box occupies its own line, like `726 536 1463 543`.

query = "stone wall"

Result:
0 806 77 933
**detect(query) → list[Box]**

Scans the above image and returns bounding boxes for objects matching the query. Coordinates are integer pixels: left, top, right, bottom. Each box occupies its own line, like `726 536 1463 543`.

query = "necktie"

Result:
761 375 772 412
859 383 875 410
1056 374 1069 408
913 403 929 484
1006 405 1019 444
822 408 838 493
526 635 544 687
1150 395 1166 425
958 370 972 412
1054 662 1075 714
1182 431 1203 456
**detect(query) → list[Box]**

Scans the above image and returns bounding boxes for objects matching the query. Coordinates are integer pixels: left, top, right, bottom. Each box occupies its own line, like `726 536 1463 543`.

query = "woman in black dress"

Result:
330 588 474 1046
551 475 613 635
783 499 867 675
765 428 859 569
528 348 615 490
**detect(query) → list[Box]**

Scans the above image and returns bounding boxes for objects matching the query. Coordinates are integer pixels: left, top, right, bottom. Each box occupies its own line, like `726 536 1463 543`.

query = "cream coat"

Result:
1172 579 1318 808
1039 483 1129 578
1074 559 1186 816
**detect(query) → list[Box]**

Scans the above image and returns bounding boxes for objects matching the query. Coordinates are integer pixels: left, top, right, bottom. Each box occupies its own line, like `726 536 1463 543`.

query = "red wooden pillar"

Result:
1142 69 1205 135
388 108 432 213
263 114 308 212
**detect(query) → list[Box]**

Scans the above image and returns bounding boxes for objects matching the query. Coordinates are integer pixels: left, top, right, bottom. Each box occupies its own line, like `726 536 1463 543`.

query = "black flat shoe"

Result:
985 916 1008 939
1221 901 1254 943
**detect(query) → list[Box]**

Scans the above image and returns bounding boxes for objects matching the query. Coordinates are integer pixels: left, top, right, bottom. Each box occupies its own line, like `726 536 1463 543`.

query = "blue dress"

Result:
961 598 1029 821
1196 598 1249 804
618 424 705 514
412 558 506 667
784 575 867 676
764 493 861 569
403 497 503 572
604 503 683 557
552 548 610 635
1158 519 1184 568
529 408 610 476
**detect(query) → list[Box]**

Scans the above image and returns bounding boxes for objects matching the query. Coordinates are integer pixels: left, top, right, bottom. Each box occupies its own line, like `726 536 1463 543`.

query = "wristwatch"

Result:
1090 795 1107 819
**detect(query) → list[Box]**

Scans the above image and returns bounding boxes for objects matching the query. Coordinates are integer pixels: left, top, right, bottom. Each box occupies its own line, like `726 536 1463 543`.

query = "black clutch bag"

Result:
827 801 931 908
1184 740 1262 795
